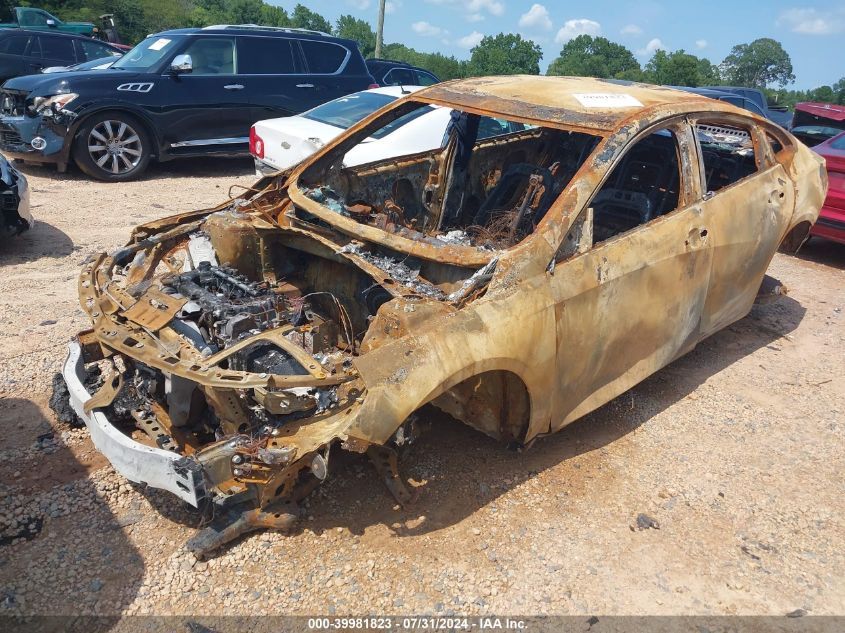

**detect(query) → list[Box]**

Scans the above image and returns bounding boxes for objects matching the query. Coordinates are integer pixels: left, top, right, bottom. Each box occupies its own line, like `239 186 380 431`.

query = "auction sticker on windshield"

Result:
148 38 171 51
573 93 643 108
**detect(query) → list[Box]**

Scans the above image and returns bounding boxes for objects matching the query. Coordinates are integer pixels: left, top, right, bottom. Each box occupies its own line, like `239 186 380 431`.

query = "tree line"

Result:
24 0 845 109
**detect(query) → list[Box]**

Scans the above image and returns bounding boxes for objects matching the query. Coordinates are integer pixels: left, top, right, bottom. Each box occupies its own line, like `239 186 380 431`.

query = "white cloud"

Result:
620 24 642 36
638 37 664 55
778 8 845 35
456 30 484 48
519 4 552 31
346 0 371 10
467 0 504 16
695 39 708 49
424 0 503 18
385 0 401 15
412 21 446 37
555 18 601 44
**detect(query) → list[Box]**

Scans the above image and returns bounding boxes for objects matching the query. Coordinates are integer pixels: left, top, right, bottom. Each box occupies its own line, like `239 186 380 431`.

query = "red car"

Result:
812 131 845 244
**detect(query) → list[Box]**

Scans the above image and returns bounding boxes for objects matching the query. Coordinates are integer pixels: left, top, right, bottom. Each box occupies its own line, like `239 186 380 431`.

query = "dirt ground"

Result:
0 158 843 618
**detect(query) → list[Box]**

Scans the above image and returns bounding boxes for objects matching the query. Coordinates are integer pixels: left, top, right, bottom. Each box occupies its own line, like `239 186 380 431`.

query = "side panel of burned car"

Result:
693 115 796 335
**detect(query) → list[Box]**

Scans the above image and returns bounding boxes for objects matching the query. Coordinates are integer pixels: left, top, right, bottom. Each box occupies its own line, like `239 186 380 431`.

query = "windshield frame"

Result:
286 96 607 266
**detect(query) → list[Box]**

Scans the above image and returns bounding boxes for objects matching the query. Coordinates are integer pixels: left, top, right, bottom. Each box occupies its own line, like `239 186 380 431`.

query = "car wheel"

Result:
73 113 151 181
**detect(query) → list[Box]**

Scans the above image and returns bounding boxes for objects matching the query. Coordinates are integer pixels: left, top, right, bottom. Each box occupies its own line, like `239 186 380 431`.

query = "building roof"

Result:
417 75 740 131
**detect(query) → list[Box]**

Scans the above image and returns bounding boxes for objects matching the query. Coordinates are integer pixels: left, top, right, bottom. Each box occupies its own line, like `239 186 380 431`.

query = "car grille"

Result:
0 127 23 146
0 91 27 117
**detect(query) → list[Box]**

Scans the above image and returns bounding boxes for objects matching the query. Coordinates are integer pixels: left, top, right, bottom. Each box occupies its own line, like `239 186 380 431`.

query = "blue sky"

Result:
272 0 845 89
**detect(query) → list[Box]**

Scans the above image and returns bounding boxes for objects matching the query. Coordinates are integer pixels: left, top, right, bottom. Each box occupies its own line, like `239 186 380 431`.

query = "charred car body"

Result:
59 77 824 554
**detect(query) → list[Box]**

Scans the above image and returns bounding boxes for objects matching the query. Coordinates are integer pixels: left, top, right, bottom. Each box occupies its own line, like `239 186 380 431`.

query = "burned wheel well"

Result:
428 369 531 444
779 220 812 254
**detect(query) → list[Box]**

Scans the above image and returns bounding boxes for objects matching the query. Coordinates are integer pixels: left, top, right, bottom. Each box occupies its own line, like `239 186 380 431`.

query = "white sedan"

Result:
250 86 526 175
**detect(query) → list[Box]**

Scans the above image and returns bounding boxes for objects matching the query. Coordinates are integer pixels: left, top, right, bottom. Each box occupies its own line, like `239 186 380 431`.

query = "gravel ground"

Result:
0 158 843 618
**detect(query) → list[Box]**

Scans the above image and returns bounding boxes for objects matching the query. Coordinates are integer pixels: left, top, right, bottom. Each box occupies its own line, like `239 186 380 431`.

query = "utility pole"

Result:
375 0 385 58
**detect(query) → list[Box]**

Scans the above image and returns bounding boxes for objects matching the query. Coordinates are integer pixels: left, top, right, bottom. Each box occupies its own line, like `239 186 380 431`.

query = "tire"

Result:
72 112 152 181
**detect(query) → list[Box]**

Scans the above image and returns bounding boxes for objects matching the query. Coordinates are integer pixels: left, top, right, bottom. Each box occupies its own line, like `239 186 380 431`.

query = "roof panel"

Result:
417 75 730 131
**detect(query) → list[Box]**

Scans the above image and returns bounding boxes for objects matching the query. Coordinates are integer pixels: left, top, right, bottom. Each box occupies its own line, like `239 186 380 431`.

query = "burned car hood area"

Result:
60 76 825 555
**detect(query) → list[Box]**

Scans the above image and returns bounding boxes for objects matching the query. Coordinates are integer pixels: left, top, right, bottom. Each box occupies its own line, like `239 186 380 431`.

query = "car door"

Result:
0 33 32 80
236 35 305 122
692 115 795 335
548 120 713 429
30 34 79 72
158 36 252 150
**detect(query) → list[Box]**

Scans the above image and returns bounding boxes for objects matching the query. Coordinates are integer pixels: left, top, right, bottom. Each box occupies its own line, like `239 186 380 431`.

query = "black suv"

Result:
365 58 439 87
0 29 123 83
0 25 376 180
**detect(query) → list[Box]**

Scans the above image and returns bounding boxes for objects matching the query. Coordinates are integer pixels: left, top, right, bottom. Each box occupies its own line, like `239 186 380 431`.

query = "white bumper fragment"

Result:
62 341 206 507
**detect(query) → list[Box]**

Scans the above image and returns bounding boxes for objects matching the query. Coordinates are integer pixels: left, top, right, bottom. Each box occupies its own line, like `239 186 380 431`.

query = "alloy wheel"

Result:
87 120 143 175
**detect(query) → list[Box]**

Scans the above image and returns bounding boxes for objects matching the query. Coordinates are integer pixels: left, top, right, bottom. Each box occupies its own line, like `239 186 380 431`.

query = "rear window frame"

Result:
298 39 350 76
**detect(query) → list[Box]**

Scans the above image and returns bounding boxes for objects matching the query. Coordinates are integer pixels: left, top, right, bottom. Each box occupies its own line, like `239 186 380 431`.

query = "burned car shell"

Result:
62 77 824 550
0 153 31 238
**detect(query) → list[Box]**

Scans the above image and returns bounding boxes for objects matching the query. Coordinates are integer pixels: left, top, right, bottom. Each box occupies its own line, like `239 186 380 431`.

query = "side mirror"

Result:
169 54 192 75
46 19 56 27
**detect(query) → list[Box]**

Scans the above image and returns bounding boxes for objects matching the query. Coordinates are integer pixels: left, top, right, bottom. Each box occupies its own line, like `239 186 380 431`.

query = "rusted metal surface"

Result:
64 76 825 551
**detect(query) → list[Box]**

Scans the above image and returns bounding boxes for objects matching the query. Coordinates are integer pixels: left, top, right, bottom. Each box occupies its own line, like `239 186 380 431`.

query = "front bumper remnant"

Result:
62 341 207 507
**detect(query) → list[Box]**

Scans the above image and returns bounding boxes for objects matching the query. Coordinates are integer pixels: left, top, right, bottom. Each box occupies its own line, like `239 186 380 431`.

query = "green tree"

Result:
380 43 466 81
643 49 720 87
720 38 795 88
467 33 542 76
336 14 375 58
291 3 332 34
833 78 845 104
546 35 639 79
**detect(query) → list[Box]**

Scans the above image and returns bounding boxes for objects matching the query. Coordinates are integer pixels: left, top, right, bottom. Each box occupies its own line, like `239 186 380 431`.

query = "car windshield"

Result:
303 92 397 130
112 35 184 71
295 100 601 252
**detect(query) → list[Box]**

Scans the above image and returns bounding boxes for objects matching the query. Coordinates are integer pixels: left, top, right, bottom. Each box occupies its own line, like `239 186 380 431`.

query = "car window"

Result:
37 35 75 62
591 129 682 243
739 98 766 117
695 120 758 193
0 35 30 55
415 71 438 86
76 39 121 62
384 68 416 86
831 134 845 150
766 132 784 155
181 37 235 75
303 91 396 129
19 10 51 27
369 105 436 139
238 36 297 74
477 117 525 140
300 40 346 74
113 34 184 71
